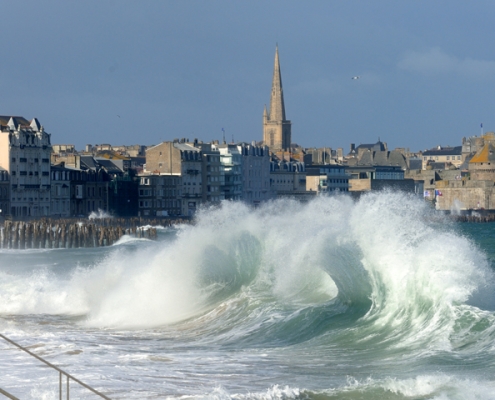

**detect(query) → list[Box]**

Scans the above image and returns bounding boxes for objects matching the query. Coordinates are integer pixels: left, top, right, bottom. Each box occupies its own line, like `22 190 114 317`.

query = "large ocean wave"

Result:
1 192 494 355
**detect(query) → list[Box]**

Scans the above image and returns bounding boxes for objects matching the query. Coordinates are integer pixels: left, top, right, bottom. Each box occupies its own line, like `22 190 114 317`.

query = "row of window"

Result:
12 158 49 163
140 177 180 185
11 171 49 176
139 200 181 208
423 155 461 161
139 189 179 197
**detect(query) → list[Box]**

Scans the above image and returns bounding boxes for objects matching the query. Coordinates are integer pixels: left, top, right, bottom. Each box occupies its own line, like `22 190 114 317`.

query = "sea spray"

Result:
2 192 495 398
345 191 491 353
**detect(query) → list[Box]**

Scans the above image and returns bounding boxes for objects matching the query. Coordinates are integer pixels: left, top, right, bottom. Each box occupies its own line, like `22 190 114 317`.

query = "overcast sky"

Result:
2 1 495 153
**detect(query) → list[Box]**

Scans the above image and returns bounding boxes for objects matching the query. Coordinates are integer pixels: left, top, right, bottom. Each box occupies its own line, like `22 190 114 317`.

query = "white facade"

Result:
0 117 52 217
238 143 271 205
214 144 242 201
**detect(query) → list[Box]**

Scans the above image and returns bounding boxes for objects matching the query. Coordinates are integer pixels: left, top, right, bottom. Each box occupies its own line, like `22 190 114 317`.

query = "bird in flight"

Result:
351 76 360 80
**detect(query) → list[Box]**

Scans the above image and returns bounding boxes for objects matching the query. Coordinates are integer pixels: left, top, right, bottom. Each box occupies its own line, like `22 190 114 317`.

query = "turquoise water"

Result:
1 192 495 399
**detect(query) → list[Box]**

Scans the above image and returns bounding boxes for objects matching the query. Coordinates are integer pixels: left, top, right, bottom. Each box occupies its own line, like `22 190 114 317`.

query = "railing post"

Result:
0 333 111 399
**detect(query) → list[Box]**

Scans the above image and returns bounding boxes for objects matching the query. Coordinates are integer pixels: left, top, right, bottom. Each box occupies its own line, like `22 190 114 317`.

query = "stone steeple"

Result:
263 46 292 151
269 45 286 121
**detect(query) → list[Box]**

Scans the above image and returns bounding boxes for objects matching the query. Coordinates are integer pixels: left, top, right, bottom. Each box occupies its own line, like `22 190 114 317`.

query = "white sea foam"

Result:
88 208 113 219
0 192 492 338
1 192 495 399
333 374 495 400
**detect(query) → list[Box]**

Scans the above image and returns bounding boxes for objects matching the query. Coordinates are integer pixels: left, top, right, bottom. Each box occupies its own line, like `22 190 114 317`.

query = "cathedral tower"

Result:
263 46 292 151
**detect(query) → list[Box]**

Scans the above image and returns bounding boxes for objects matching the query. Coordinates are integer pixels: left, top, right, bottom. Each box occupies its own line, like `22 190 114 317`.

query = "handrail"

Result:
0 333 111 400
0 387 20 400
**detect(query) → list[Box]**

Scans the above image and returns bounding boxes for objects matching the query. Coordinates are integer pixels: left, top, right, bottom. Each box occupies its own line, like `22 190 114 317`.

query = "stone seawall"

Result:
0 217 191 249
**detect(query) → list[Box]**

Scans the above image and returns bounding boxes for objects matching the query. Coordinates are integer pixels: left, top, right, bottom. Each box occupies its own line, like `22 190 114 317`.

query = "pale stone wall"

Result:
349 178 371 192
434 180 495 210
145 142 182 174
468 168 495 181
306 175 320 192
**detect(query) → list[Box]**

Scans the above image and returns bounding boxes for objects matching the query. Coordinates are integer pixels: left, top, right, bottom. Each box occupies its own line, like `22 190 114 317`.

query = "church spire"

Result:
263 45 292 151
269 45 286 121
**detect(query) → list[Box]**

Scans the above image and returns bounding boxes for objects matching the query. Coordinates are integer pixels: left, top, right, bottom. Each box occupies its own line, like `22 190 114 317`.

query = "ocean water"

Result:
1 191 495 400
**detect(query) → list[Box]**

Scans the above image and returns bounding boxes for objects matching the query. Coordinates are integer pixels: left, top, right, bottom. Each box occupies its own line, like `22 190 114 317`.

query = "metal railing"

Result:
0 387 19 400
0 333 111 400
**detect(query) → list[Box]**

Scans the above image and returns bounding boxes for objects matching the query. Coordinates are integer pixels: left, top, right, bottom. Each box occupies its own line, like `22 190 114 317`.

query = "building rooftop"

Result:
470 143 495 164
423 146 462 156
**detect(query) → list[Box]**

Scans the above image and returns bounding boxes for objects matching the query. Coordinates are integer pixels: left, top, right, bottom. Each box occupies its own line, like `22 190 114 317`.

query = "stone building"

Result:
145 140 202 216
347 140 408 170
0 116 52 217
433 142 495 211
263 46 292 151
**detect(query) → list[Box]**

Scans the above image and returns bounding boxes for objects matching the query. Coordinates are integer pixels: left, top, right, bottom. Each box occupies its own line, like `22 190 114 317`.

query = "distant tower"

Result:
263 46 292 151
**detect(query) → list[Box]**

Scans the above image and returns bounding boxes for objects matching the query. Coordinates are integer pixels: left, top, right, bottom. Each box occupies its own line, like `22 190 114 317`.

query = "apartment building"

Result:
0 116 52 217
306 164 349 194
238 143 271 206
145 140 203 216
138 174 182 217
213 143 242 201
422 146 463 170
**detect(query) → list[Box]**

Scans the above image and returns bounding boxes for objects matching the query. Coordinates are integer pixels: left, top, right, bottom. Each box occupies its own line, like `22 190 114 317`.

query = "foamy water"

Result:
1 192 495 399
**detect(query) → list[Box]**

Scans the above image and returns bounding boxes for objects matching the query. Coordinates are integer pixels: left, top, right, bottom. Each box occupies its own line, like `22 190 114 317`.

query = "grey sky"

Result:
2 1 495 153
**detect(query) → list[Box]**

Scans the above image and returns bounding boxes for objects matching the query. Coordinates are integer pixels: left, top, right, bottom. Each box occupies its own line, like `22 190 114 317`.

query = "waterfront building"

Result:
270 160 312 200
145 140 206 216
347 165 419 194
50 164 72 217
0 116 52 217
193 142 224 204
213 143 242 201
306 164 349 194
138 174 182 217
49 159 110 217
263 46 292 151
237 142 272 206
